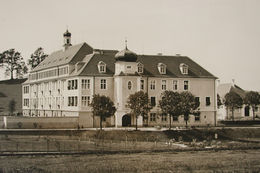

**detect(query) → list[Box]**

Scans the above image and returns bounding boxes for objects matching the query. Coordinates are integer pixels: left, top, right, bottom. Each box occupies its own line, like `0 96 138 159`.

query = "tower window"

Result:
137 62 144 73
128 81 132 90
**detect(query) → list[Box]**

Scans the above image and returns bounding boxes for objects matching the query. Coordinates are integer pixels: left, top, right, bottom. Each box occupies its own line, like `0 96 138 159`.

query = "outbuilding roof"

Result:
217 83 246 99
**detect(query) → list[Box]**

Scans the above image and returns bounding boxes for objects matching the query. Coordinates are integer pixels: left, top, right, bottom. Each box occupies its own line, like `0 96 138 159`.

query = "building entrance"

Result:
122 114 131 127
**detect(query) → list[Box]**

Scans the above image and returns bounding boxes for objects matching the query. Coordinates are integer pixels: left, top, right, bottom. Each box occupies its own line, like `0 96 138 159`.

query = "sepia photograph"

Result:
0 0 260 172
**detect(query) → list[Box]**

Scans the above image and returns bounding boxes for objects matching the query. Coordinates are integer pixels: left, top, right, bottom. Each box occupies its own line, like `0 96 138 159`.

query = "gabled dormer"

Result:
158 63 166 74
179 63 188 75
98 61 106 73
137 62 143 74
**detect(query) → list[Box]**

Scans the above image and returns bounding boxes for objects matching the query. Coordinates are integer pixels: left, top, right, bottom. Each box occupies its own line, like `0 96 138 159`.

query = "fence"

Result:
0 134 191 153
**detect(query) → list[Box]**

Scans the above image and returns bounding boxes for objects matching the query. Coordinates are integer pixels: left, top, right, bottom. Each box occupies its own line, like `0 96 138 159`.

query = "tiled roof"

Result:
78 51 217 79
217 83 246 98
31 43 93 72
0 78 27 84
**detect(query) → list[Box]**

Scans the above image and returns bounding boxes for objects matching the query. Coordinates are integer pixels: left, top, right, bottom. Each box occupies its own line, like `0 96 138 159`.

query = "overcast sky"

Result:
0 0 259 91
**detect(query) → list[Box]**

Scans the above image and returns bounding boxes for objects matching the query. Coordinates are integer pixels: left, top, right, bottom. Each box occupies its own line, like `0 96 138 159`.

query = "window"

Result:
100 79 106 89
82 79 90 89
82 96 90 107
158 63 166 74
195 97 200 107
128 81 132 90
137 63 143 73
173 80 178 90
161 113 167 121
150 80 156 90
162 80 166 90
194 112 200 121
140 80 144 90
184 81 189 90
151 97 156 106
173 115 178 121
98 61 106 73
150 113 156 122
23 99 29 107
126 65 131 69
179 63 188 75
23 86 29 94
206 97 211 106
68 96 78 106
68 79 78 90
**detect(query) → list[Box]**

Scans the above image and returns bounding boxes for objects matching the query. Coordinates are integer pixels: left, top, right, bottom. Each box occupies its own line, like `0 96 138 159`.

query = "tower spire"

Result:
125 38 128 50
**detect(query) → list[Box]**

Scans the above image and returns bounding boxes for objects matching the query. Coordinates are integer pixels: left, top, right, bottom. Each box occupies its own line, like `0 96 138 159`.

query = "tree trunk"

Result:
185 120 188 128
136 115 138 131
10 69 13 79
100 116 102 130
253 108 255 120
169 114 171 130
232 108 234 121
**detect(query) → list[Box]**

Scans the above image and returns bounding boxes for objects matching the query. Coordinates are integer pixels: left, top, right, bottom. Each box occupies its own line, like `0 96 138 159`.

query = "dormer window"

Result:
180 63 188 75
98 61 106 73
158 63 166 74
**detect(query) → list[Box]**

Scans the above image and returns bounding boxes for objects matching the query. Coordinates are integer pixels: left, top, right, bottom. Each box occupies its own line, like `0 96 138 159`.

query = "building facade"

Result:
22 30 218 128
217 83 260 120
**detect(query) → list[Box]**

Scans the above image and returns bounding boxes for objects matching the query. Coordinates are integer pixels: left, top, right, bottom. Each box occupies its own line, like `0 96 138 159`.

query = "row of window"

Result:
25 78 190 93
150 96 211 107
29 67 69 81
149 113 200 122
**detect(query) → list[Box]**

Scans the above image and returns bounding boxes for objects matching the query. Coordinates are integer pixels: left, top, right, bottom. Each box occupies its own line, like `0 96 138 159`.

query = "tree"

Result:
8 99 16 116
0 49 28 79
217 94 223 108
127 91 153 130
28 47 48 69
90 94 116 130
179 91 200 127
224 91 243 121
159 91 182 130
244 91 260 120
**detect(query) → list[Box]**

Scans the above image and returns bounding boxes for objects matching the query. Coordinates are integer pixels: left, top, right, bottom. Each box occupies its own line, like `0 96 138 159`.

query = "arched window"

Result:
157 63 166 74
128 81 132 90
137 62 144 73
179 63 188 75
97 61 106 73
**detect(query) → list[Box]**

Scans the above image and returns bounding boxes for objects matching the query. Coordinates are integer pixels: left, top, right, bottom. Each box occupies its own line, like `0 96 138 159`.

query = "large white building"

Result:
23 30 218 128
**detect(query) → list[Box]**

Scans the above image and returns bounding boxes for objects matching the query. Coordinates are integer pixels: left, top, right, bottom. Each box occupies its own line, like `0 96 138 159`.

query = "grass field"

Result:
0 149 260 173
1 128 260 172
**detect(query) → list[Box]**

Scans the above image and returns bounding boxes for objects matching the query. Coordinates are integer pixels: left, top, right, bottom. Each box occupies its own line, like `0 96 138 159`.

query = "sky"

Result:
0 0 260 91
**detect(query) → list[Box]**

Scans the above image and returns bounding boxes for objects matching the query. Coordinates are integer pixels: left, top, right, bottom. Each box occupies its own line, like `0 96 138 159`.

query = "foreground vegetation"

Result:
0 149 260 172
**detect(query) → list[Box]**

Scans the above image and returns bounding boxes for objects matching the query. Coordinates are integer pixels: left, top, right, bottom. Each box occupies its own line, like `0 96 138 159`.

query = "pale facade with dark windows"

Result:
22 30 218 128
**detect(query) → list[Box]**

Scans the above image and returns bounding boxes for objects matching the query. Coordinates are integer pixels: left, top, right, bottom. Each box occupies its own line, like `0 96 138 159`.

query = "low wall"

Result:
4 116 79 129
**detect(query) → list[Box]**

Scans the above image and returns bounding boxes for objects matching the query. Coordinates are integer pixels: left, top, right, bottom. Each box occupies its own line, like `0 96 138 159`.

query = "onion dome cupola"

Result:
63 29 72 50
115 41 137 62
